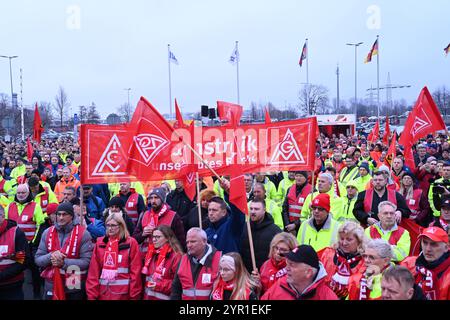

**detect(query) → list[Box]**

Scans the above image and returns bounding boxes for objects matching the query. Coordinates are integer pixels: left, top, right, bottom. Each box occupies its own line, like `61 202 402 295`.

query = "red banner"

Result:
81 99 318 184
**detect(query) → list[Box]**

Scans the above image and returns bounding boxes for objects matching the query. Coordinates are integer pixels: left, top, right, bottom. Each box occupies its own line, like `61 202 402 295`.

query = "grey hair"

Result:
378 201 397 213
319 172 333 184
366 239 393 260
187 227 207 241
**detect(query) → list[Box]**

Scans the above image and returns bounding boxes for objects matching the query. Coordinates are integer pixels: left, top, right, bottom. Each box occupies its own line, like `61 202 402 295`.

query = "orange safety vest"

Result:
0 226 25 285
363 188 397 214
8 202 37 242
177 251 221 300
287 184 312 222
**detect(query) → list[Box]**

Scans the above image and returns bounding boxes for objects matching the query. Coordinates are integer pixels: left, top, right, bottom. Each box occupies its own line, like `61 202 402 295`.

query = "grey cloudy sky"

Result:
0 0 449 118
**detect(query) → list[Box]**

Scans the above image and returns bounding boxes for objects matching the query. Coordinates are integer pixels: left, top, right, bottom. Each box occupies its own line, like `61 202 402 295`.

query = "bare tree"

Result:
433 86 450 117
298 84 330 116
117 102 134 122
54 86 70 129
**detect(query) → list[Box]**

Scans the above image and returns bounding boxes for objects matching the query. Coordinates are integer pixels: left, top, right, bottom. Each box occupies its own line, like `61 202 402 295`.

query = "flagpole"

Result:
168 44 173 119
306 38 310 116
235 41 240 105
376 35 380 120
246 214 257 272
196 172 202 229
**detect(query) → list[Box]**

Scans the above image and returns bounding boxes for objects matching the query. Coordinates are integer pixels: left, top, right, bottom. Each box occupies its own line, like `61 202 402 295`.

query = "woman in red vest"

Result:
210 252 259 300
256 232 298 294
86 212 142 300
399 172 430 226
318 221 367 299
142 225 183 300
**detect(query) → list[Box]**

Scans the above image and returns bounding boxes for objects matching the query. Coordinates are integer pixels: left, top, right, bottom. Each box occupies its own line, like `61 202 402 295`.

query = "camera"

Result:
432 182 450 195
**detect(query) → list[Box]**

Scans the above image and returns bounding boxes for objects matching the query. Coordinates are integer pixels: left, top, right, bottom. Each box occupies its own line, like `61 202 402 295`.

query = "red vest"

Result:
348 273 382 300
124 192 139 225
369 225 406 245
7 202 38 242
177 250 221 300
287 184 312 222
39 187 50 213
44 225 87 286
0 179 6 194
139 208 176 256
0 226 25 285
406 189 422 219
363 188 397 214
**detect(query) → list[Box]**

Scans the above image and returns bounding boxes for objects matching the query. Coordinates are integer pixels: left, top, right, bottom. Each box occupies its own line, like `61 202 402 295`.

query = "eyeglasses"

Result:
273 246 290 254
106 224 119 229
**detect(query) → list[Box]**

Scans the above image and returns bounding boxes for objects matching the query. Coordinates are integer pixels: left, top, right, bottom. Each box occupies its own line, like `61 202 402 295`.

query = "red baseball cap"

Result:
311 193 331 213
419 227 448 244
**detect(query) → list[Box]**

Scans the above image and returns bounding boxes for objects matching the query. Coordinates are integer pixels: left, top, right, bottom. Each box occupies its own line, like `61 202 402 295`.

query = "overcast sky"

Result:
0 0 449 118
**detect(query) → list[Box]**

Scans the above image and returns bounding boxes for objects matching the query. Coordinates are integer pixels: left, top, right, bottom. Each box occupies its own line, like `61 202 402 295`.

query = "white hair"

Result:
378 201 397 213
187 227 207 241
366 239 393 260
319 172 333 184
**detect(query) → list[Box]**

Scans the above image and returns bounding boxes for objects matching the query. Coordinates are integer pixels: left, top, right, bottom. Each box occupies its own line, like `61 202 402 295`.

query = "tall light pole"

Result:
124 88 131 107
0 55 19 107
346 42 363 116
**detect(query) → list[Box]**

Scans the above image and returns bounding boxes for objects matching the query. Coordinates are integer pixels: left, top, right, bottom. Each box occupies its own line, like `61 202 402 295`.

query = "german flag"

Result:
364 39 378 63
445 43 450 56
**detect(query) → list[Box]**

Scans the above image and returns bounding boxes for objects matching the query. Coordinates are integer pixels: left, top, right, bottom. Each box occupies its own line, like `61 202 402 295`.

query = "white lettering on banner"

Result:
133 133 170 165
92 134 126 176
410 112 432 137
269 129 305 165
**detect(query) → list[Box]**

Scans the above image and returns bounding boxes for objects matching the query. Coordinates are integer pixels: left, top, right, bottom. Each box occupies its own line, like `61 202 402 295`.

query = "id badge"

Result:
202 273 211 284
21 215 28 222
299 197 305 204
409 199 416 206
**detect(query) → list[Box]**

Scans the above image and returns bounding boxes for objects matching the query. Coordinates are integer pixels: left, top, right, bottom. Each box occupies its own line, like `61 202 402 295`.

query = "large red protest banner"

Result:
81 99 318 184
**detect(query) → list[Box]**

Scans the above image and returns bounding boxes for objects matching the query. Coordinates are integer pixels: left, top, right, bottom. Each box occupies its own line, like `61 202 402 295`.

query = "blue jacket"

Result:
85 216 106 241
84 195 106 220
205 200 246 254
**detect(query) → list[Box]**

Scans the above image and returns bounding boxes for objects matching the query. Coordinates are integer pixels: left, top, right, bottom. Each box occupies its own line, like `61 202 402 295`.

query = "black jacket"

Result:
166 189 195 220
184 205 210 231
353 188 411 225
0 219 31 289
240 213 282 272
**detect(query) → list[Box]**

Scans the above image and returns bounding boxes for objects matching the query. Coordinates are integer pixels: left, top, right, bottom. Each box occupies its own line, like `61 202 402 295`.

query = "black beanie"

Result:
56 202 74 216
109 196 125 208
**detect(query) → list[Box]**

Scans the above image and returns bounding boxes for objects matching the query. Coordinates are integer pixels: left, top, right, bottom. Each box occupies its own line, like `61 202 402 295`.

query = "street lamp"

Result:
0 55 18 107
346 43 363 115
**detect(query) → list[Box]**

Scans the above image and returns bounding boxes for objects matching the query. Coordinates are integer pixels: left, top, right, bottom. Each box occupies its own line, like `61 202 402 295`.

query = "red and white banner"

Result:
81 98 318 184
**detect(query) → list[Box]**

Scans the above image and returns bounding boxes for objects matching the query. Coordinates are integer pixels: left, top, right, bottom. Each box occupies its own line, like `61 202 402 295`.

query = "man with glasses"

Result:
35 202 93 300
296 193 340 252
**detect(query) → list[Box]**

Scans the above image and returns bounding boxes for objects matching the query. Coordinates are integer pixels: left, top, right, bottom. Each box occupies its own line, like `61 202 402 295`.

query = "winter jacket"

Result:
54 176 80 202
166 189 196 221
184 205 210 231
261 263 338 300
34 218 93 297
86 236 142 300
240 213 282 272
83 194 106 220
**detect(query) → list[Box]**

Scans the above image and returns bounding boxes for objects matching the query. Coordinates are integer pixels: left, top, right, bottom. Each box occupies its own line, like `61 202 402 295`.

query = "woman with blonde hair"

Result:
318 221 367 299
142 225 183 300
210 252 259 300
256 232 298 294
86 212 142 300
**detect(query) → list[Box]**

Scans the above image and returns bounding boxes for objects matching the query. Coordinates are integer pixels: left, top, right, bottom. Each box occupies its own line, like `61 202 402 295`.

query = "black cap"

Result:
109 196 125 208
285 245 320 269
56 202 74 216
82 184 93 190
27 176 40 187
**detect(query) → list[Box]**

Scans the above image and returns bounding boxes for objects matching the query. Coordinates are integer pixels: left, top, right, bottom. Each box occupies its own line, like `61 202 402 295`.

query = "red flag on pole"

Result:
33 103 44 143
367 120 380 143
217 101 243 127
403 141 416 171
385 131 397 166
174 98 184 129
399 86 446 147
264 107 272 124
26 137 34 161
382 115 390 145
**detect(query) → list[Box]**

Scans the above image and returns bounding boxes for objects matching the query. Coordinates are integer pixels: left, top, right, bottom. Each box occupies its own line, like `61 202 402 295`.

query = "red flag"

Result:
367 120 380 143
403 141 416 170
264 107 272 124
399 219 424 256
385 131 397 166
174 98 185 129
26 137 34 161
382 115 390 145
182 122 198 201
33 103 44 143
399 86 446 147
217 101 243 127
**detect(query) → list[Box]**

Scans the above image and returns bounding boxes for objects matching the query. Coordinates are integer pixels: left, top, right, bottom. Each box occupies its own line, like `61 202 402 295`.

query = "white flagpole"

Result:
306 38 310 116
236 41 240 105
376 35 380 120
168 44 173 119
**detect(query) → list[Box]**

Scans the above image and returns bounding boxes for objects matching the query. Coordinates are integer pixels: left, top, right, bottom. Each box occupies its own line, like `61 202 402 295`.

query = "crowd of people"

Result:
0 130 449 301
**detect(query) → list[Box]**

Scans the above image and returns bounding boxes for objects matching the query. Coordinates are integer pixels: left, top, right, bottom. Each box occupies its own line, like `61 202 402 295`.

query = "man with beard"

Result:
250 183 283 229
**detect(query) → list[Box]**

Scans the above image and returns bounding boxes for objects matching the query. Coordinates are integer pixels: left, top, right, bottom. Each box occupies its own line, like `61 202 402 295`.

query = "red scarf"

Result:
439 218 449 231
330 250 362 298
267 258 287 288
211 278 235 300
358 265 389 300
142 243 172 281
416 257 450 300
145 204 169 229
100 237 119 280
45 225 82 300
